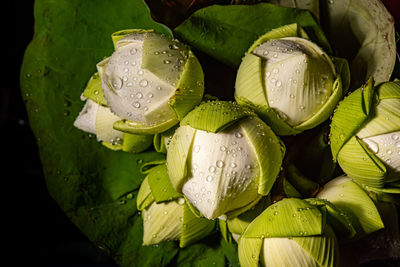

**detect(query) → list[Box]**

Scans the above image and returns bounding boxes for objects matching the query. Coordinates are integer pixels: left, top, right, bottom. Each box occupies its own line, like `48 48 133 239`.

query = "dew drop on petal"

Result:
139 79 148 87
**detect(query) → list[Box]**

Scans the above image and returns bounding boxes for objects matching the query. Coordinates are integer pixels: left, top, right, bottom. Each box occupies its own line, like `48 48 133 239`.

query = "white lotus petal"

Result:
362 131 400 181
182 123 260 219
253 37 335 126
73 99 98 135
261 238 317 267
100 34 176 125
95 105 124 144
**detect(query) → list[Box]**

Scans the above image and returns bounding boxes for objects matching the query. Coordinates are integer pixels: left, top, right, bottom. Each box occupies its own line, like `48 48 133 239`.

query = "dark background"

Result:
6 1 400 266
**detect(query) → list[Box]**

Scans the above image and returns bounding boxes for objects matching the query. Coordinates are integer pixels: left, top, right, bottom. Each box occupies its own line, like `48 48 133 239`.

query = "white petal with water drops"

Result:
362 131 400 181
99 33 177 125
182 122 260 219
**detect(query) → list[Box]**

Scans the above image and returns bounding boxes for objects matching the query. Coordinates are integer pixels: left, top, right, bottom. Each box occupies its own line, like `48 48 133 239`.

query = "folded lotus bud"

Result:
238 198 339 267
74 73 153 152
167 100 285 220
317 175 384 238
330 79 400 192
96 29 204 135
235 23 349 135
137 164 215 247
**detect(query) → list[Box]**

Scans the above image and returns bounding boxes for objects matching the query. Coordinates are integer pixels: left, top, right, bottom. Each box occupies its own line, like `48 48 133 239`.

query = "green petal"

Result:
169 50 204 121
317 176 384 235
330 77 375 161
243 198 323 238
180 100 255 133
248 23 309 53
218 219 232 243
82 72 108 106
153 126 177 153
166 125 196 192
122 133 153 153
227 197 271 236
356 98 400 138
332 57 350 94
235 53 268 108
377 81 400 100
295 76 343 132
111 29 154 50
113 117 178 135
137 176 155 211
292 225 339 267
180 201 216 248
240 116 285 195
142 33 188 87
283 178 303 198
147 164 182 203
238 236 263 267
305 198 357 241
338 136 386 188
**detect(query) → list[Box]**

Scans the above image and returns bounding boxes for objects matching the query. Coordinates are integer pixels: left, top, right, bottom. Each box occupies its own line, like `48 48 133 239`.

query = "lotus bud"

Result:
330 79 400 192
137 164 215 247
167 100 285 220
235 23 349 135
74 73 153 152
238 198 339 267
317 175 384 240
96 29 204 135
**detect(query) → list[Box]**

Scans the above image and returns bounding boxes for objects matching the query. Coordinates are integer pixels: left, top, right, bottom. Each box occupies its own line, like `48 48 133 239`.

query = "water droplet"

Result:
136 92 143 99
392 134 399 141
111 76 123 90
139 79 148 87
273 211 278 215
230 163 237 168
289 93 295 99
387 149 393 155
276 80 282 87
163 210 168 215
299 105 305 110
130 48 137 55
245 164 251 169
206 175 213 182
163 60 171 64
220 145 227 152
266 71 271 77
178 198 185 205
263 51 269 56
272 68 279 74
364 139 379 153
216 160 224 168
137 70 144 75
235 132 243 138
157 86 162 91
147 93 153 98
209 166 216 173
133 102 141 108
328 0 334 4
273 53 278 58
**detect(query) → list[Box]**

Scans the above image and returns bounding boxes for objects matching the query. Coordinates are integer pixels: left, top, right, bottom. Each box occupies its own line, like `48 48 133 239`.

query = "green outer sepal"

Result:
180 100 255 133
111 29 154 49
169 50 204 121
240 117 286 195
330 77 375 161
218 219 232 243
82 72 108 106
137 176 155 211
113 117 179 135
166 125 197 192
147 164 182 203
153 126 177 153
305 198 357 242
122 133 153 153
337 135 386 188
243 198 323 238
179 202 216 248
